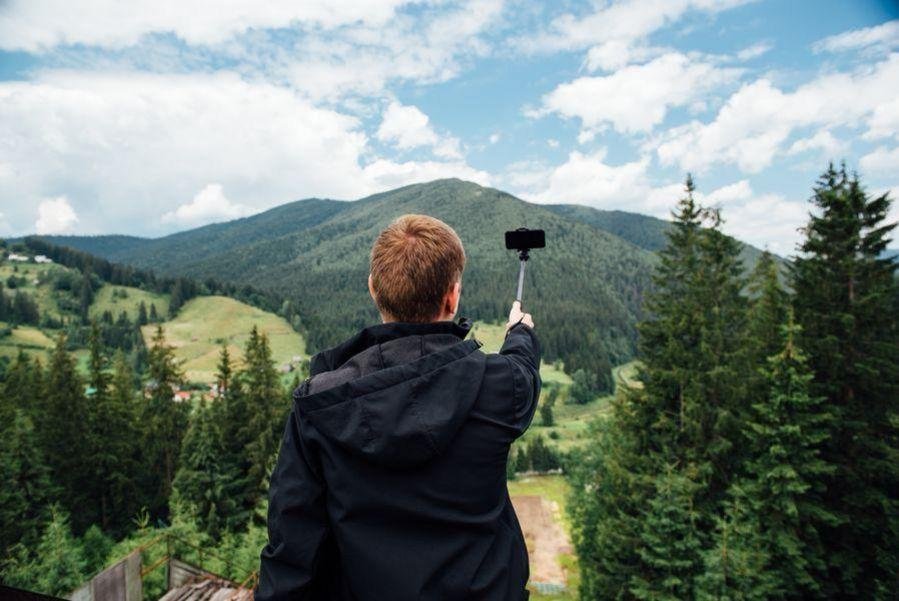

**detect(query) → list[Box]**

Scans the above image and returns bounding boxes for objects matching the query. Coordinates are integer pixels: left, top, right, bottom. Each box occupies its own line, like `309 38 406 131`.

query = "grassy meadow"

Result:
141 295 306 383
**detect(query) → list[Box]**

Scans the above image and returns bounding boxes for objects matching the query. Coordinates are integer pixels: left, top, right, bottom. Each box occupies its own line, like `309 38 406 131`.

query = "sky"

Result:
0 0 898 255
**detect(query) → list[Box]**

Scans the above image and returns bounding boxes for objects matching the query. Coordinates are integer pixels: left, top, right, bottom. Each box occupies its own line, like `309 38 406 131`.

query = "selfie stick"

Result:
516 249 529 303
505 228 545 306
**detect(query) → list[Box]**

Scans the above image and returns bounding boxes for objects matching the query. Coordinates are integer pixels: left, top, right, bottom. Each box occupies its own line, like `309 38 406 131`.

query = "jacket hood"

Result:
295 318 486 468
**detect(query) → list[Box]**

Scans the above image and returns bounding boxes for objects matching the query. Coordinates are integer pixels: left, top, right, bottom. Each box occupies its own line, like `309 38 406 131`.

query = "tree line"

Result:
568 164 897 599
0 323 294 596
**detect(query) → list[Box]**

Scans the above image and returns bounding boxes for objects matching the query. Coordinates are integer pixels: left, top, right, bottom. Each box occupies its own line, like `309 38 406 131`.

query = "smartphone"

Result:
505 228 545 251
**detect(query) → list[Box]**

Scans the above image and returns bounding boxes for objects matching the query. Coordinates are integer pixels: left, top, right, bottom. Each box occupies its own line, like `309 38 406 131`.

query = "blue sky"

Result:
0 0 897 254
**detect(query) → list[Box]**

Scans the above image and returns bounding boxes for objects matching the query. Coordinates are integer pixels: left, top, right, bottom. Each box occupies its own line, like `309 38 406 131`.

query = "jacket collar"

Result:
310 316 473 376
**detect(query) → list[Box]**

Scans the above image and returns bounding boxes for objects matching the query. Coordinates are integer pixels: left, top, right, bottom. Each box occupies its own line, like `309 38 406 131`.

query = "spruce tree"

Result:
242 327 287 506
172 399 236 538
570 176 750 598
790 163 898 596
702 317 837 599
0 410 57 557
143 325 189 518
85 328 141 535
696 490 774 601
631 467 703 601
40 334 91 529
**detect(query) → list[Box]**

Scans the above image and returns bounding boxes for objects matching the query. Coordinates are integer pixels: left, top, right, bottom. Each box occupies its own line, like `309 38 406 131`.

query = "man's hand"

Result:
506 300 534 331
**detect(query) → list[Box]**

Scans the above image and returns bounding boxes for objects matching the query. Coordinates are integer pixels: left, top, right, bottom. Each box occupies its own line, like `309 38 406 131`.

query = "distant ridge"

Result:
37 178 774 383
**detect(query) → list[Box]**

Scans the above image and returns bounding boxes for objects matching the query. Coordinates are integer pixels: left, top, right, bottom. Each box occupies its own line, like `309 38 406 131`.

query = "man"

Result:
256 214 541 600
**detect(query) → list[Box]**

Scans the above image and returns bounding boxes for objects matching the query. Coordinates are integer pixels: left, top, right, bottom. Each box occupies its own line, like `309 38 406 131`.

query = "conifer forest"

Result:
1 164 897 599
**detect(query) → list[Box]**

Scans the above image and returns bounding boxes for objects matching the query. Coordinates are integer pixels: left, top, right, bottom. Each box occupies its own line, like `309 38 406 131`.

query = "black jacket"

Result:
256 317 541 600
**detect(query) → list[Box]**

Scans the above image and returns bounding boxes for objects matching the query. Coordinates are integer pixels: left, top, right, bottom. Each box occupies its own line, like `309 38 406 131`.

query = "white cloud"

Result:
35 196 79 234
704 179 752 204
860 146 899 175
508 146 808 252
161 184 252 226
865 97 899 141
736 41 773 61
655 54 899 173
376 101 462 159
0 70 488 235
362 158 490 191
513 148 664 213
584 40 666 72
280 0 505 101
787 130 843 158
0 0 414 51
547 139 559 148
519 0 755 54
534 53 739 134
713 192 806 254
813 20 899 56
488 133 501 144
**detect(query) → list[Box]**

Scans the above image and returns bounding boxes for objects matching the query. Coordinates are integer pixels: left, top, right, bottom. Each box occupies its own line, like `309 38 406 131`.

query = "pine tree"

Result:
790 163 899 596
514 446 529 473
746 251 789 363
172 399 237 538
79 271 93 324
242 327 287 508
0 410 57 557
216 343 233 399
143 325 189 518
570 176 750 598
701 317 837 599
213 343 254 530
22 507 87 596
569 368 597 404
631 467 703 601
137 300 148 326
540 386 556 427
39 334 91 529
149 302 159 322
85 328 142 535
696 491 774 601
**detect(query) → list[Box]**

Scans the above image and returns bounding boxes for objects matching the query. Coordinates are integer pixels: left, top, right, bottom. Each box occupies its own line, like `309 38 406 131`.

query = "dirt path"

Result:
511 495 572 585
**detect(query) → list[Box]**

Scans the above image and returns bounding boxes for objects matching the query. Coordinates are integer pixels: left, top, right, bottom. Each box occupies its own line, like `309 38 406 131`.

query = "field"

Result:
141 295 306 383
508 474 579 600
90 284 170 321
0 324 56 362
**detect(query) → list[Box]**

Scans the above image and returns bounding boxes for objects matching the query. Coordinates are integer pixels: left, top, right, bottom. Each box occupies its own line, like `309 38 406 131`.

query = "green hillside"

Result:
545 202 773 268
42 180 661 384
38 179 777 389
142 295 306 383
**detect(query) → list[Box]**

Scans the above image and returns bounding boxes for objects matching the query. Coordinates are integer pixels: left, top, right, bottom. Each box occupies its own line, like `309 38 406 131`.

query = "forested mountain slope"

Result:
41 179 773 387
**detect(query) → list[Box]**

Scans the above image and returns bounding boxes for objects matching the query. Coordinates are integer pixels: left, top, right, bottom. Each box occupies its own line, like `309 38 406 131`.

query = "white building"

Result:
7 253 29 262
35 255 53 264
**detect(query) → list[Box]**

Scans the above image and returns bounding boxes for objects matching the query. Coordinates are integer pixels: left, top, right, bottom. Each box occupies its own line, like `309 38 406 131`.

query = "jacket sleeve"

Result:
499 322 542 438
256 402 330 600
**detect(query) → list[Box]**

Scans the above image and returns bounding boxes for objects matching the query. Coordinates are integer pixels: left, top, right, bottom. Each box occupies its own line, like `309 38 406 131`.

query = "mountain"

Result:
38 179 773 384
544 203 773 269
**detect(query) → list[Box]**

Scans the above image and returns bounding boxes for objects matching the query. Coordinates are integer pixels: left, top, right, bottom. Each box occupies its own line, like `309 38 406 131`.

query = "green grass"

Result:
470 321 572 386
0 262 66 317
90 284 170 322
0 323 57 362
519 360 640 451
142 295 306 383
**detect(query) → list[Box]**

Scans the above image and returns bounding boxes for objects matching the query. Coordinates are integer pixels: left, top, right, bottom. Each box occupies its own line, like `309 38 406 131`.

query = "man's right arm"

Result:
499 302 541 437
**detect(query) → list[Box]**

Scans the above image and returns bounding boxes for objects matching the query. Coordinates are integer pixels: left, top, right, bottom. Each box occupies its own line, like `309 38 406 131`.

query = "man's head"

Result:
369 214 466 323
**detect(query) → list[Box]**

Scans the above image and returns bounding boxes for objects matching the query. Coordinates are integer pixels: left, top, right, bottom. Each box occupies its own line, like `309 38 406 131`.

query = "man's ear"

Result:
368 273 377 303
446 280 461 317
